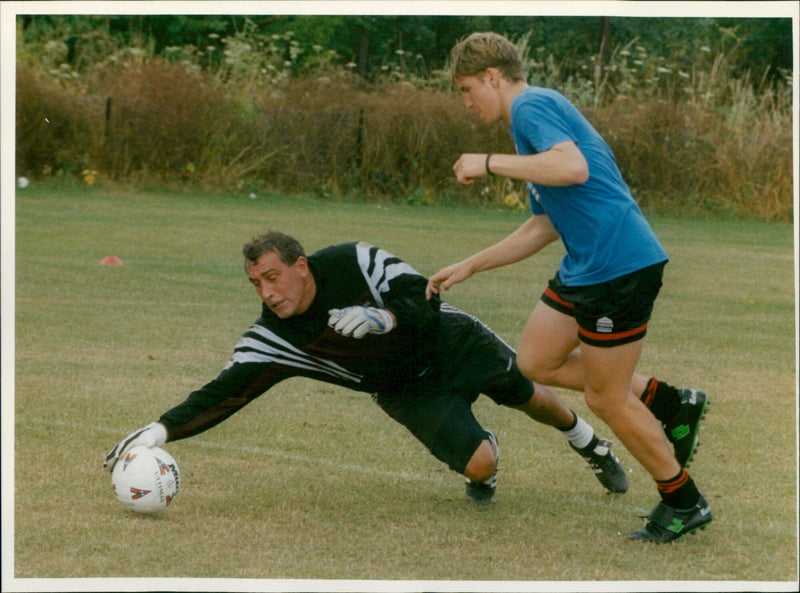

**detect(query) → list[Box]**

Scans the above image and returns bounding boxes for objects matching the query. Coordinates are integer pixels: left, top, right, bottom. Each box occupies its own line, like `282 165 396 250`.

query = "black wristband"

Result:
485 153 494 175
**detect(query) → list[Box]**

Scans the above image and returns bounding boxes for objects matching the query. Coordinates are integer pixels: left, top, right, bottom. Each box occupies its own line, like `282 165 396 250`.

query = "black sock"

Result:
656 468 701 509
642 378 681 423
560 409 578 431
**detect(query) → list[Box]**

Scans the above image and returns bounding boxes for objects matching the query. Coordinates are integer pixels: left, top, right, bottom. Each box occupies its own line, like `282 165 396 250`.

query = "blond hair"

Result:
448 32 525 87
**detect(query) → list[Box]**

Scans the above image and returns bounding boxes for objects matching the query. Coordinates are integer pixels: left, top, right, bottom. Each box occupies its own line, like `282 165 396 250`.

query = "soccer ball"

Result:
111 446 180 514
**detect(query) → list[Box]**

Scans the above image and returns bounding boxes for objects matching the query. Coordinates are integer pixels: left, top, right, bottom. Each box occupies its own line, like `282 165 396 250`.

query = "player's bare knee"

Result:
463 440 496 482
515 354 550 384
584 389 621 421
584 397 607 421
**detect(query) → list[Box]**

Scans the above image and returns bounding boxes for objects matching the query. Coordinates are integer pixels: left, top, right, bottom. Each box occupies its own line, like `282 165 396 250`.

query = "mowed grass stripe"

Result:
24 416 450 485
11 182 797 583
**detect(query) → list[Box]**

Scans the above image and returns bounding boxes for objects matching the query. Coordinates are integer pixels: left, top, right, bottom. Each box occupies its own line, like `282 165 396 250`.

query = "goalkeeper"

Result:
104 230 629 503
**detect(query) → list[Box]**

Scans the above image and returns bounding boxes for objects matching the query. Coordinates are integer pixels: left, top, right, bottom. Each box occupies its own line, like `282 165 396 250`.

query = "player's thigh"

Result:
580 338 644 413
440 310 533 407
373 390 486 474
517 299 580 377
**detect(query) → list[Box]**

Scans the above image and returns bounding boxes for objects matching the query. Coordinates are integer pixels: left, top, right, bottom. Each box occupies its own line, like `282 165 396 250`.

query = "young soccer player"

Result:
427 32 711 542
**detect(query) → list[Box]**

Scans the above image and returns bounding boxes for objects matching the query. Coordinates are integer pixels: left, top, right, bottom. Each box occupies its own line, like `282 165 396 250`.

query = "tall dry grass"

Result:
99 60 236 179
591 91 793 221
15 67 104 178
14 33 794 221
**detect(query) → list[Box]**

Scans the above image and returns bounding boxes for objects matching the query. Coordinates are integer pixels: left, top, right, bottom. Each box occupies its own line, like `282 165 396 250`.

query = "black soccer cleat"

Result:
664 388 708 467
465 472 497 503
628 494 712 543
465 431 498 504
571 438 629 494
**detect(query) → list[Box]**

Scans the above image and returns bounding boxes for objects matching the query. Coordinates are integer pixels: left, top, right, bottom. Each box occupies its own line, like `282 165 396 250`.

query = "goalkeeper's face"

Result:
246 250 316 318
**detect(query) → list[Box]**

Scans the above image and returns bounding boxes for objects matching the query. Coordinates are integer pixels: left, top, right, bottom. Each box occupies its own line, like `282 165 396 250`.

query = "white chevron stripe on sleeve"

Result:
223 325 362 384
356 242 421 305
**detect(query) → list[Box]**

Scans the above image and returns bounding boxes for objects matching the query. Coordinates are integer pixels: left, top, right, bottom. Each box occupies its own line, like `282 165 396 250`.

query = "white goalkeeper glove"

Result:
103 422 168 472
328 306 395 339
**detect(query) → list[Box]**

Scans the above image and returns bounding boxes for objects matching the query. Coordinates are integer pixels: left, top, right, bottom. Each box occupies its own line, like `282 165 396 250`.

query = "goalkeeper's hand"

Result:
328 306 395 339
103 422 168 472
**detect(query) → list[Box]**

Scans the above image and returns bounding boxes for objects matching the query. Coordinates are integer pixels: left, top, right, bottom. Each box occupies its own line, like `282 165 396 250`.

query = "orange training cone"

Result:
99 255 123 266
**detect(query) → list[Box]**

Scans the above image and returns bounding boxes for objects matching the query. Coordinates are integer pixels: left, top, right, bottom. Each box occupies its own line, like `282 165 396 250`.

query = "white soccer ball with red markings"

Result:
111 446 180 513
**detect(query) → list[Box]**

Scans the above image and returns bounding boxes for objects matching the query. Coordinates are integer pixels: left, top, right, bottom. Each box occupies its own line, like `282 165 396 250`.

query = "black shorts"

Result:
373 305 534 474
541 262 667 348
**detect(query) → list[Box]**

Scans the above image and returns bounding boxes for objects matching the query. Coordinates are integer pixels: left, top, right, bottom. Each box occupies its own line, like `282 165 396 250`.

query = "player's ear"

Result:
486 67 501 87
293 256 310 276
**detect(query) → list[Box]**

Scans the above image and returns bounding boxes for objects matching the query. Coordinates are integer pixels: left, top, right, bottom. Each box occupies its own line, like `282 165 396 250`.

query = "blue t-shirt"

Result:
510 87 668 286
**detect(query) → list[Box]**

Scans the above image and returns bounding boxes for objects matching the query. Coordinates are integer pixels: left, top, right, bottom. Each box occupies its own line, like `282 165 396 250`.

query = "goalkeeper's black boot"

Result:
465 431 498 504
570 438 629 494
664 388 708 467
628 494 712 543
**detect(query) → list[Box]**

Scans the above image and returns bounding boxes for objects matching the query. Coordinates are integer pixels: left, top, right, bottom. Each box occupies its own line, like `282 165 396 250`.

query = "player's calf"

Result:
665 388 708 468
465 431 499 503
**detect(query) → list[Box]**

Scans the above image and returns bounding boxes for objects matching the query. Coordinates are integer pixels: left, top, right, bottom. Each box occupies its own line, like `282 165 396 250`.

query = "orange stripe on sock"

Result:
642 378 658 408
657 469 689 494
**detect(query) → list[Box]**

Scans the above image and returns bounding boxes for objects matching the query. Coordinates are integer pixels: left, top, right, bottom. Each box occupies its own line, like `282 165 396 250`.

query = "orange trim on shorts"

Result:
579 321 648 343
543 286 575 309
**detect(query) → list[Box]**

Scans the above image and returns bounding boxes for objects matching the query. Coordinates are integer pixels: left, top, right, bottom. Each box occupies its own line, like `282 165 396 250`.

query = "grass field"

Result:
6 182 798 590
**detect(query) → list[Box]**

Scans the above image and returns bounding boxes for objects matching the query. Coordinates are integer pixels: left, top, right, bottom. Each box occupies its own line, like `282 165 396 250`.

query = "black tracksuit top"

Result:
158 242 442 441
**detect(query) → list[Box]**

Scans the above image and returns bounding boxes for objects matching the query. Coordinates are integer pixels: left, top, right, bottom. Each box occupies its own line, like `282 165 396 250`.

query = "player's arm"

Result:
156 361 287 441
329 244 439 338
453 141 588 187
103 328 290 471
379 269 440 331
426 214 559 298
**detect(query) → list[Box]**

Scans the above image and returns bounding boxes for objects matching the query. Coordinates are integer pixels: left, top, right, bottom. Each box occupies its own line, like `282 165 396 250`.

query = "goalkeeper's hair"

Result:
448 31 525 87
243 230 306 268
